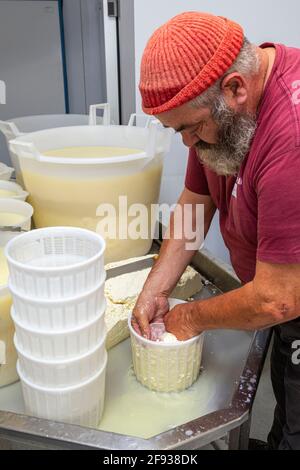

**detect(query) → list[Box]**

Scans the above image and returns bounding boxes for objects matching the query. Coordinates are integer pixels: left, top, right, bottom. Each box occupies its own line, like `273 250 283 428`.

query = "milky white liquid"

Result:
0 212 25 226
0 190 17 198
22 146 163 263
0 247 18 388
44 146 142 159
98 339 211 439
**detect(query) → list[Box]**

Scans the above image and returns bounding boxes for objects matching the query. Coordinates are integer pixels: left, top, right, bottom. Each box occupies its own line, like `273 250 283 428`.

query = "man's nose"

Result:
181 131 199 148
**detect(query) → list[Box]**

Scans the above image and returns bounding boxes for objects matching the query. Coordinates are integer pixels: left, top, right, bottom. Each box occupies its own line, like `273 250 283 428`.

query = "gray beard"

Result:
195 98 257 176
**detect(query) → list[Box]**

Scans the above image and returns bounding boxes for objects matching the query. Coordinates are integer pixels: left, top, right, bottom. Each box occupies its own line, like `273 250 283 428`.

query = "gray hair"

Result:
190 38 260 108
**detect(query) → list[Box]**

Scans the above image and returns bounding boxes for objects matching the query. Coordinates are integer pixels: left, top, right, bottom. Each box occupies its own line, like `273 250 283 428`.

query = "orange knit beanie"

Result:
139 11 244 115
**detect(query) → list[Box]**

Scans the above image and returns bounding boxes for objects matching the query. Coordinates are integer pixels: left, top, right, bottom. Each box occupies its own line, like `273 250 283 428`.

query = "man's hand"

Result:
164 302 203 341
132 292 169 339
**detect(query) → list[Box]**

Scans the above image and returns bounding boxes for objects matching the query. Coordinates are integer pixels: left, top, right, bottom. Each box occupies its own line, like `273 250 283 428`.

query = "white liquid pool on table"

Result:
98 339 214 439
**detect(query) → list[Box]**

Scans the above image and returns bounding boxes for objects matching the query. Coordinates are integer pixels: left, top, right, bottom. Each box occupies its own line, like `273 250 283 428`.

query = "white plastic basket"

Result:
0 181 29 201
9 280 106 331
12 307 107 360
5 227 106 299
0 163 14 181
17 355 107 427
15 334 107 388
129 299 204 393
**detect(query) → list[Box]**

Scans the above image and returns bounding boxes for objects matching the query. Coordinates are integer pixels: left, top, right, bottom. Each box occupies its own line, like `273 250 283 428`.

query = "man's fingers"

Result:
131 316 142 336
132 312 151 339
138 315 151 339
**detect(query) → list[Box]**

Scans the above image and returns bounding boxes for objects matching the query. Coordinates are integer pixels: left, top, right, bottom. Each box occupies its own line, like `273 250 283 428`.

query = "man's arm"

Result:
165 260 300 340
132 187 216 337
144 187 216 296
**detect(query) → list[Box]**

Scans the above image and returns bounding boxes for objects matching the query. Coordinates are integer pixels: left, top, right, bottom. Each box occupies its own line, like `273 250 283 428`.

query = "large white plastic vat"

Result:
9 118 172 263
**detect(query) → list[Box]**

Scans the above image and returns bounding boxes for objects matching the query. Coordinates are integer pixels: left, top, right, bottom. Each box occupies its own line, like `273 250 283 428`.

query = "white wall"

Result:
134 0 300 263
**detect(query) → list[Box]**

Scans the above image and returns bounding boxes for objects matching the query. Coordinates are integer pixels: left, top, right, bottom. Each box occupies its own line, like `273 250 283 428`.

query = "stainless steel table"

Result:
0 247 272 450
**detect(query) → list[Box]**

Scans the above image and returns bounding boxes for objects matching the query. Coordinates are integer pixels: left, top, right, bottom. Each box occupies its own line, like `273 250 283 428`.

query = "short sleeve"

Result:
257 149 300 264
185 148 210 195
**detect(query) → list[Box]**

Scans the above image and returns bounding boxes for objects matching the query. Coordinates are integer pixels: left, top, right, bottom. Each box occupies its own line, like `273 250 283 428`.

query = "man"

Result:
132 12 300 450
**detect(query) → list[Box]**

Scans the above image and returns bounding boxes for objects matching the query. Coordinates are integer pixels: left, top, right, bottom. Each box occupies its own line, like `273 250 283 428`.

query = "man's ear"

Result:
221 73 248 106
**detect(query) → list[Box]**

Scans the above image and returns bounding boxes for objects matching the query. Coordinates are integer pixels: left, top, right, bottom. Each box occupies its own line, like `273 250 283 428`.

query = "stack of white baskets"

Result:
5 227 107 427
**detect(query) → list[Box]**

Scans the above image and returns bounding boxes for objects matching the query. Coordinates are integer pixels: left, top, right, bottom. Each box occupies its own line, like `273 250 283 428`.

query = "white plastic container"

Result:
0 181 28 201
9 117 172 264
12 308 107 360
129 299 204 393
17 355 107 427
15 334 107 388
0 199 33 246
0 163 14 181
9 280 106 331
0 103 110 183
0 199 32 227
0 284 18 388
5 227 106 299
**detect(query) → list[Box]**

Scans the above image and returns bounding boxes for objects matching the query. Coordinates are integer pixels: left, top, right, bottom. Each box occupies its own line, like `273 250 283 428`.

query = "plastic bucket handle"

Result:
128 114 153 129
0 120 22 141
9 140 41 161
89 103 111 126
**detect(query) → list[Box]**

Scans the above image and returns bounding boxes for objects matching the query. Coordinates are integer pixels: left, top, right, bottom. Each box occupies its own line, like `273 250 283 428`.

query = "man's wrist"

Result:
143 273 173 298
187 301 204 332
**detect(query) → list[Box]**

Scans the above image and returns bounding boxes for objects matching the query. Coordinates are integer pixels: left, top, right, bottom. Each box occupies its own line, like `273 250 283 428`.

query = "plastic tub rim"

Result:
9 124 167 166
14 333 106 366
128 299 203 349
0 180 29 199
11 304 107 336
0 198 33 226
17 353 107 393
5 226 106 274
0 163 14 179
8 274 106 306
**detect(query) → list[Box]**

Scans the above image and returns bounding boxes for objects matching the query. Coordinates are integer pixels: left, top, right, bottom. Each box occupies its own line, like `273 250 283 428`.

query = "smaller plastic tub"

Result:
5 227 106 299
15 334 107 388
12 307 107 360
0 163 14 181
0 284 18 388
0 199 33 227
9 280 106 331
129 299 204 393
0 181 29 201
0 199 33 248
17 354 107 427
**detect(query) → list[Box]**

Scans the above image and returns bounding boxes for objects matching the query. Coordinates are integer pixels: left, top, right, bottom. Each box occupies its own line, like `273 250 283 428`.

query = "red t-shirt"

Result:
185 43 300 284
